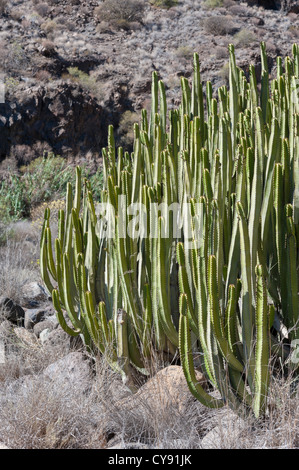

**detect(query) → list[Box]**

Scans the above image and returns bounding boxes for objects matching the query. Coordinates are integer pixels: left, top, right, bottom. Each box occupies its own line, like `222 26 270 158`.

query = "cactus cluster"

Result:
41 43 299 417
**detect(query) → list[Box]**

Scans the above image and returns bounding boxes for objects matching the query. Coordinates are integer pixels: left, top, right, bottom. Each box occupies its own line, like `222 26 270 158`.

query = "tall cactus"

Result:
41 44 299 417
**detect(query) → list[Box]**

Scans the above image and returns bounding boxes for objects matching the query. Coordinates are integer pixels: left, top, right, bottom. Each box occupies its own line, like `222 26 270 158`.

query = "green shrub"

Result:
149 0 178 7
63 67 103 100
203 0 223 8
233 29 258 47
0 154 103 223
118 110 140 149
175 45 194 60
218 61 229 83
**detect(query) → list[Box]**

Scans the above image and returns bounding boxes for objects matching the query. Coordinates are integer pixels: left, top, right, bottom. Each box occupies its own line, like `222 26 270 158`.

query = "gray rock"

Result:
0 442 10 449
114 365 207 415
13 327 39 348
24 308 48 330
21 282 49 308
39 328 51 344
33 317 58 338
0 297 25 325
43 352 94 394
200 410 246 449
38 326 71 354
0 320 13 338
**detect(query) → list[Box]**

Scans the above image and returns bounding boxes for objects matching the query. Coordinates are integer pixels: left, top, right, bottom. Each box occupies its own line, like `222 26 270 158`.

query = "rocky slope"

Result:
0 0 298 165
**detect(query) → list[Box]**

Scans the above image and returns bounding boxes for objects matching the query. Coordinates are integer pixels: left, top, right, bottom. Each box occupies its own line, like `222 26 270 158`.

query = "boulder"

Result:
38 326 71 354
115 365 207 415
13 327 39 349
0 297 25 325
24 308 48 330
21 282 49 308
33 317 58 338
43 352 94 394
200 410 247 449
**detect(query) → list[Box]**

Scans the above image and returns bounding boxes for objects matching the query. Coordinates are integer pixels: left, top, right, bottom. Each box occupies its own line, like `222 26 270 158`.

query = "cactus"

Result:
41 44 299 416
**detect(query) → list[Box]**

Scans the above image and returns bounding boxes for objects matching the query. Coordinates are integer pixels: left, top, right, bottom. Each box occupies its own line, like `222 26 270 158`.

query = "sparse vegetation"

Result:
233 29 258 47
218 61 229 83
149 0 178 8
175 45 194 60
0 154 103 224
63 67 104 101
0 0 7 15
118 110 140 148
203 0 224 8
40 19 58 36
203 15 237 36
94 0 146 30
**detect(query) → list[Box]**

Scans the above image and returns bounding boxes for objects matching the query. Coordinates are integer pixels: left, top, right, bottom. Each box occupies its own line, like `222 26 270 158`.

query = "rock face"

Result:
0 81 108 162
246 0 299 11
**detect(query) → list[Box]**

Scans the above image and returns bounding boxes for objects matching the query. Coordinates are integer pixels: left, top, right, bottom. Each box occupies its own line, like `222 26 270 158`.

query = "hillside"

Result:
0 0 298 165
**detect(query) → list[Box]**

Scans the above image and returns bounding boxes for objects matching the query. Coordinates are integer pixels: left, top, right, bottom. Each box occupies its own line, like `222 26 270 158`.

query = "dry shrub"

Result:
94 0 146 25
218 62 229 83
0 221 40 300
0 0 7 15
0 321 68 384
215 46 228 59
203 0 224 8
34 2 50 17
203 15 237 36
233 29 257 48
229 4 250 16
0 374 106 448
30 199 65 239
149 0 178 7
175 45 193 60
118 110 140 149
41 19 58 36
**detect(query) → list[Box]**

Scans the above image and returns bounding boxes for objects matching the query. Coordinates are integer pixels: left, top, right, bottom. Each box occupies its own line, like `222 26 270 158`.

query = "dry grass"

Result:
0 320 299 449
0 374 106 449
203 15 238 36
0 321 68 383
0 226 40 305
